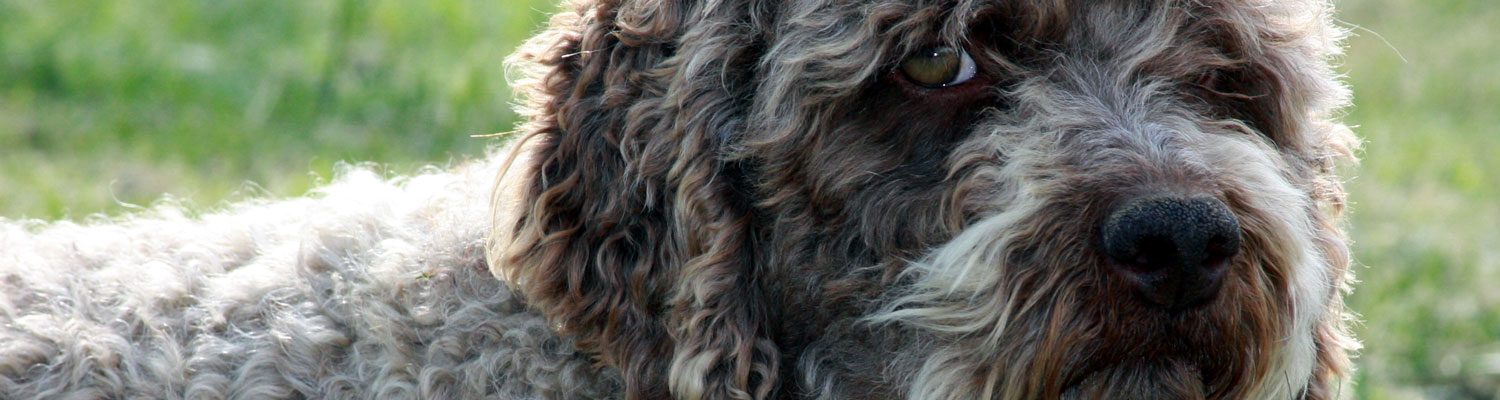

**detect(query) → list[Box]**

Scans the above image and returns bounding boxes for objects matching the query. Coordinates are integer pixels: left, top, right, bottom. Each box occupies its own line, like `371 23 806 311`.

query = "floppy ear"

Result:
492 1 779 399
1205 3 1359 397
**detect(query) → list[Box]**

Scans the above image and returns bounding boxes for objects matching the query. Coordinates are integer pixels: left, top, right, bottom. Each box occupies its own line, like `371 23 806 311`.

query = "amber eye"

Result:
899 46 977 88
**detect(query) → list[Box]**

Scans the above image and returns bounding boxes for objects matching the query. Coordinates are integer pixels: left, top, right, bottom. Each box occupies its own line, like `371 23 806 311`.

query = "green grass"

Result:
1 0 1497 397
0 0 549 217
1339 1 1500 398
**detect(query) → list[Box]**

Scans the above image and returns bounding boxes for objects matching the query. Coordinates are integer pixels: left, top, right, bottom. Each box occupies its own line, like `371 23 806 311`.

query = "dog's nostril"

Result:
1111 235 1174 275
1101 196 1242 311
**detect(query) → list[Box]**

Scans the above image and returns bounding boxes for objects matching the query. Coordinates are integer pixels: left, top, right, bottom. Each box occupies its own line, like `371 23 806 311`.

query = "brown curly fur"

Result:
490 0 1358 398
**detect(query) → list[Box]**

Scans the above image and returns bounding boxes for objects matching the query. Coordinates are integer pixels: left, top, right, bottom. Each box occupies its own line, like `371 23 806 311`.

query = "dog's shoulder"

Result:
0 151 619 399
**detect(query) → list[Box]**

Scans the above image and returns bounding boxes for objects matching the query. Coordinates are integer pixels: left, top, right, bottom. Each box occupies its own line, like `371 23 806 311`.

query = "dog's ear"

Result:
492 1 778 399
1202 3 1357 163
1205 3 1359 396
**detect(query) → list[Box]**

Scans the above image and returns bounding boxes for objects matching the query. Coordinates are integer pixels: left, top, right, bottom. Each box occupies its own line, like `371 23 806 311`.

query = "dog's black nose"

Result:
1101 196 1241 311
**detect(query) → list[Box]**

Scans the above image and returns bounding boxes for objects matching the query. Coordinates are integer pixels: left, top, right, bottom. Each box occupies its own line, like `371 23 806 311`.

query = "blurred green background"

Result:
0 0 1495 398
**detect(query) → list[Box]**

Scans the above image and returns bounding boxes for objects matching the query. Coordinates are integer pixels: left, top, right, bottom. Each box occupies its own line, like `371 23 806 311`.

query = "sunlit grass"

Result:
1339 0 1500 397
0 0 550 217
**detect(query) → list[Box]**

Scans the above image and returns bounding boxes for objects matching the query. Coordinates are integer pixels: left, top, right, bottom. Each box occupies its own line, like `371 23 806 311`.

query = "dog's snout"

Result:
1101 196 1241 311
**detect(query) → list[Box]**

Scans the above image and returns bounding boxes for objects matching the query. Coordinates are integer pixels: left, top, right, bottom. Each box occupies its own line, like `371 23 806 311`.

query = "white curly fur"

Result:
0 149 619 399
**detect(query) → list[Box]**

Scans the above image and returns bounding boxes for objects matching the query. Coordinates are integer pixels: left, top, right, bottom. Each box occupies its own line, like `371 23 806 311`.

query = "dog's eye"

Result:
899 46 977 88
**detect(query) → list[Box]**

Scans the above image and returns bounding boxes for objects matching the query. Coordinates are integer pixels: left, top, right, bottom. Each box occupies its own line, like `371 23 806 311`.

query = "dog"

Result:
1 0 1358 399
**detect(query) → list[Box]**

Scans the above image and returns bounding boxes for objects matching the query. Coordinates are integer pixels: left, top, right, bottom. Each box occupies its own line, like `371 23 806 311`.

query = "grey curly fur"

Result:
0 157 619 399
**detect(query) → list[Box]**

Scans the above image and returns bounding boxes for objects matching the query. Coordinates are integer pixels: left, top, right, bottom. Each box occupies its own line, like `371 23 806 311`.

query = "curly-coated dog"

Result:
1 0 1359 399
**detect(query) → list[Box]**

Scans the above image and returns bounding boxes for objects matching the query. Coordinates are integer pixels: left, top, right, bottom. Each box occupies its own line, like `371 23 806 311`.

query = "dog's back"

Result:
0 154 616 399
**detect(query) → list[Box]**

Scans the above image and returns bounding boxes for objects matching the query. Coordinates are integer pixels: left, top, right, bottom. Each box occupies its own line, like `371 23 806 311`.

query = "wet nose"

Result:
1101 196 1241 311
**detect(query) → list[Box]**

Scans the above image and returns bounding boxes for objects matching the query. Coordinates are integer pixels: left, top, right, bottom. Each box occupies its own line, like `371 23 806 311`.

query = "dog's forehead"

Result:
765 0 1274 47
772 0 1067 39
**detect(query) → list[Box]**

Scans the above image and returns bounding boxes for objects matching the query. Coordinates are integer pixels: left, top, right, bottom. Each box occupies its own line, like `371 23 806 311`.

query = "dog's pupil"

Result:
901 47 960 87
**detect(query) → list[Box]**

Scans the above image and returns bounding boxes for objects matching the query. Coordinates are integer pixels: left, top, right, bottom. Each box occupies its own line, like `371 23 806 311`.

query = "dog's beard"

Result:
1065 359 1206 400
867 193 1313 399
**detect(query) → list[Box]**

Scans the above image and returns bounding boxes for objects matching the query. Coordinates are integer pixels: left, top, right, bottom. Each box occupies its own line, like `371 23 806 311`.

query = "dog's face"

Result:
494 0 1358 399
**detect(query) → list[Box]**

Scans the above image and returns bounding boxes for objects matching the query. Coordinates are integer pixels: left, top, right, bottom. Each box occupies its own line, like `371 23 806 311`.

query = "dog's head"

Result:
490 0 1358 398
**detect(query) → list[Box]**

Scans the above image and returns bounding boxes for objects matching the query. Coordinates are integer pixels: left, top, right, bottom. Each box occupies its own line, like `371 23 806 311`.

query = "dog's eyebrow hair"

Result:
935 0 1071 46
938 0 988 43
